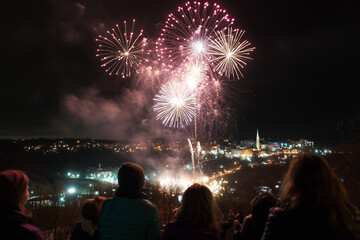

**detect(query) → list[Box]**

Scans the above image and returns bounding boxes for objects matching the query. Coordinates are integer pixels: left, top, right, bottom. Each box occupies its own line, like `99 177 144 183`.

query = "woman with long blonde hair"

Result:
262 154 360 240
163 183 223 240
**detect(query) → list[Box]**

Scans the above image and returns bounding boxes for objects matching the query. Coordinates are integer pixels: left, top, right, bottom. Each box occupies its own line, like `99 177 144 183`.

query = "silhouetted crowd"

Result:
1 154 360 240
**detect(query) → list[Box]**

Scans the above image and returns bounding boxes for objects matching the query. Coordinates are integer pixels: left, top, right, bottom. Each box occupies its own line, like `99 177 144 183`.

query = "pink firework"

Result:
155 1 234 70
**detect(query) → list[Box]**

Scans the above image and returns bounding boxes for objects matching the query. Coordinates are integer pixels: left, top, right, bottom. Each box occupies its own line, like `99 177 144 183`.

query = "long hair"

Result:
280 154 360 236
175 183 223 232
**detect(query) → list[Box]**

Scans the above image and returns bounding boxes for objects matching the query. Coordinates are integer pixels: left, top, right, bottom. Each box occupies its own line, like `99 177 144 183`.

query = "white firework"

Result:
96 19 148 78
153 81 199 128
209 27 255 79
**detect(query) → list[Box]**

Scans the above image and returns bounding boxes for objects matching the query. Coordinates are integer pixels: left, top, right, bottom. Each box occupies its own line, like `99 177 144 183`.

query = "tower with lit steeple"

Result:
256 129 260 150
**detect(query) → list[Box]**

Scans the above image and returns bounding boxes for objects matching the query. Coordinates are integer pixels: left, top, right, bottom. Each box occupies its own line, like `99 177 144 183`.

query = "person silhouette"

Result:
240 192 276 240
0 170 45 240
163 183 223 240
71 196 106 240
99 162 160 240
261 154 360 240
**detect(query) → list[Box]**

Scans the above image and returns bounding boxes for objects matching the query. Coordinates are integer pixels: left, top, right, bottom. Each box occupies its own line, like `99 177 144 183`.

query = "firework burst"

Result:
153 81 199 128
156 1 234 70
209 27 255 79
173 59 209 91
96 19 148 78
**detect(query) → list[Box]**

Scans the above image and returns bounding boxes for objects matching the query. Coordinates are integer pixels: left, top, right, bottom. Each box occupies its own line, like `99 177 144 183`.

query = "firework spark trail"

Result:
188 138 195 174
196 141 202 174
209 27 255 79
96 19 148 78
153 81 199 128
156 1 234 70
194 78 241 140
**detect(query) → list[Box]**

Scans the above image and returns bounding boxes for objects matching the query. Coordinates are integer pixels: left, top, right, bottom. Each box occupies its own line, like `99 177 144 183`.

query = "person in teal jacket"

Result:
99 162 160 240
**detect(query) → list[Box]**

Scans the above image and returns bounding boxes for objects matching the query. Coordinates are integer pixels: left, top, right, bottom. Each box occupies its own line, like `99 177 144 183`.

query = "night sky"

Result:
2 0 359 146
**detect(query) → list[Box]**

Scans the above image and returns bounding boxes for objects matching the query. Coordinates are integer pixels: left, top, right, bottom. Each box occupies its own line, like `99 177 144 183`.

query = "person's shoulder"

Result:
100 197 113 209
18 222 45 240
243 213 253 222
264 206 290 230
141 198 158 209
268 206 286 217
102 197 112 204
3 210 44 240
242 214 253 228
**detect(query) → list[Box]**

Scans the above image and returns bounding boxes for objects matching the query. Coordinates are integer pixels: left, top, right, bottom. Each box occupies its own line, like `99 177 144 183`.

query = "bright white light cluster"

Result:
157 171 225 196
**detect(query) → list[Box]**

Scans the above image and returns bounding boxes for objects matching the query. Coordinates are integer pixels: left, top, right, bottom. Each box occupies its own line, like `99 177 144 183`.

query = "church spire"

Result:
256 129 260 150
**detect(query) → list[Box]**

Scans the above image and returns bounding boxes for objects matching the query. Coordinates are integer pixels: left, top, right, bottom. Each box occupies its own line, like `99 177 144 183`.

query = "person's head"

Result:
280 153 359 232
117 162 145 194
250 192 277 220
280 154 345 208
0 170 29 211
82 196 107 225
176 183 223 232
81 196 106 235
